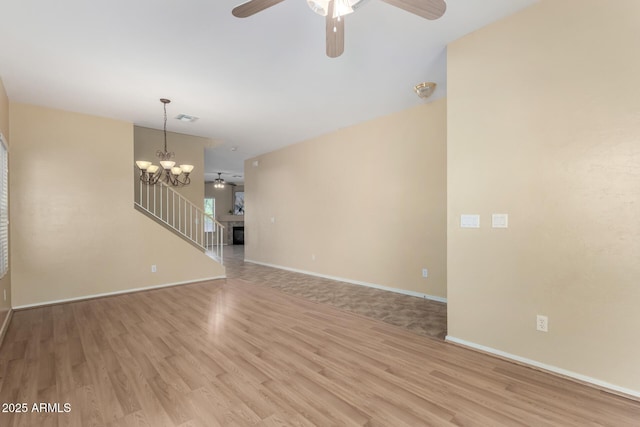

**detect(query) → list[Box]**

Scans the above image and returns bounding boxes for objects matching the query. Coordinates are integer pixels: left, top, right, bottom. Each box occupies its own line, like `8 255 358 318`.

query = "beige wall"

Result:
0 79 10 324
447 0 640 393
0 79 8 137
134 126 211 209
245 100 447 298
10 104 224 308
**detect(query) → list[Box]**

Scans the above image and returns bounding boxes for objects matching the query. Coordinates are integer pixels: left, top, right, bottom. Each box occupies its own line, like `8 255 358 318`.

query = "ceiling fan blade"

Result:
380 0 446 20
326 1 345 58
232 0 287 18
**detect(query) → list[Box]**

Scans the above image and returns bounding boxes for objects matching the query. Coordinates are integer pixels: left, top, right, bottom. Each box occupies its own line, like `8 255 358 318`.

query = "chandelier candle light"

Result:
136 98 194 187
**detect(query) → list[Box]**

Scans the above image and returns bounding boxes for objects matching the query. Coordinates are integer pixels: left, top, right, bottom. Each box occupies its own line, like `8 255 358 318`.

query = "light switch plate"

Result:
460 214 480 228
492 213 508 228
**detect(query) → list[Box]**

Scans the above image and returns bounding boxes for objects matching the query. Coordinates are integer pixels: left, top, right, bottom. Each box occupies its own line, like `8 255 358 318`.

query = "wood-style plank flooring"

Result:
224 246 448 340
1 273 640 425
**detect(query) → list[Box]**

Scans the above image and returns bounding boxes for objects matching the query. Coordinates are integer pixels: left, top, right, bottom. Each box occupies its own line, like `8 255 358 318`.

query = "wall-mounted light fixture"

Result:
414 82 437 99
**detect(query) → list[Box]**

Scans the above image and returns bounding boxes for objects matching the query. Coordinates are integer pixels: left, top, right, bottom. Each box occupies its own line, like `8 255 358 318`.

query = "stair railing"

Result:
135 180 224 263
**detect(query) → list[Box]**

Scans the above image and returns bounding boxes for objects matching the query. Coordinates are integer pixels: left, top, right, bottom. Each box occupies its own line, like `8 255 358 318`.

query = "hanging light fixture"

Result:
213 172 226 189
307 0 363 17
135 98 194 187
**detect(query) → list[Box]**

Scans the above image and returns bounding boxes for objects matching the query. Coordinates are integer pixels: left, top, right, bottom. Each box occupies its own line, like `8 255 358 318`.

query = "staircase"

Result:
134 180 224 263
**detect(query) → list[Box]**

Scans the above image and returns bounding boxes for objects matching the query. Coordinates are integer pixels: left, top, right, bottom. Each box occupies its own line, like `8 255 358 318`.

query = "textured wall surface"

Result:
447 0 640 393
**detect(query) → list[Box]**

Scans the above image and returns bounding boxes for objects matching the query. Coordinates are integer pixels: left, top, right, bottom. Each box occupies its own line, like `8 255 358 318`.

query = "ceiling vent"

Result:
175 114 199 122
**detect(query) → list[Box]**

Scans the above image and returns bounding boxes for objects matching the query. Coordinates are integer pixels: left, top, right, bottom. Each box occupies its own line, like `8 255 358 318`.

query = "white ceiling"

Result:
0 0 536 183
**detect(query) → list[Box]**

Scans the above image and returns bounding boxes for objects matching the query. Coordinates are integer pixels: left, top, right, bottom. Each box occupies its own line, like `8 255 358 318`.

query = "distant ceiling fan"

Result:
232 0 446 58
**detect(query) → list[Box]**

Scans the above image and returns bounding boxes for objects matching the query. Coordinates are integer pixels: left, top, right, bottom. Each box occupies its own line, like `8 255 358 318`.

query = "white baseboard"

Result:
244 259 446 303
12 276 227 310
0 308 12 347
445 335 640 400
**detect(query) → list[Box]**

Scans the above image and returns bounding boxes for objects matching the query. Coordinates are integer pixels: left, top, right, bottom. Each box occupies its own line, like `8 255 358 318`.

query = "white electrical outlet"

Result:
536 315 548 332
151 265 157 273
311 254 316 261
422 268 428 278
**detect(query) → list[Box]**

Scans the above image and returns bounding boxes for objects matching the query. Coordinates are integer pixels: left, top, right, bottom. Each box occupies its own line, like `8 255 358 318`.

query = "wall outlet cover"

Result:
461 214 480 228
492 213 509 228
536 314 549 332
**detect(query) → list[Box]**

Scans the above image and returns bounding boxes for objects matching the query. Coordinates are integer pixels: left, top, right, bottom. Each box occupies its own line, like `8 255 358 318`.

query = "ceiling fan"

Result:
232 0 447 58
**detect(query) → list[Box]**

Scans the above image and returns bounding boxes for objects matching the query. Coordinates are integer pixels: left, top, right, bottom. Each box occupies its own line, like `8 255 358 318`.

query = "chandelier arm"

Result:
167 171 190 187
138 169 157 185
170 173 190 187
152 168 161 185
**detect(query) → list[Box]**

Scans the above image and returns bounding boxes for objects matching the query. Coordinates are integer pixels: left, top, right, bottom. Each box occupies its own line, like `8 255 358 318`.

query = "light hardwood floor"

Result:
1 277 639 426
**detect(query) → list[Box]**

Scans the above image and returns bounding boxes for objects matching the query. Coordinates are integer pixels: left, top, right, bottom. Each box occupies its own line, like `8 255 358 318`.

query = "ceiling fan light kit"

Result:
232 0 446 58
213 172 226 189
307 0 329 16
307 0 361 17
332 0 354 18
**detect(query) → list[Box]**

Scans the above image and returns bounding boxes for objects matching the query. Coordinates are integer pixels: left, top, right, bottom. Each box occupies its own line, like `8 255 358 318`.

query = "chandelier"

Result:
213 172 226 189
135 98 194 187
